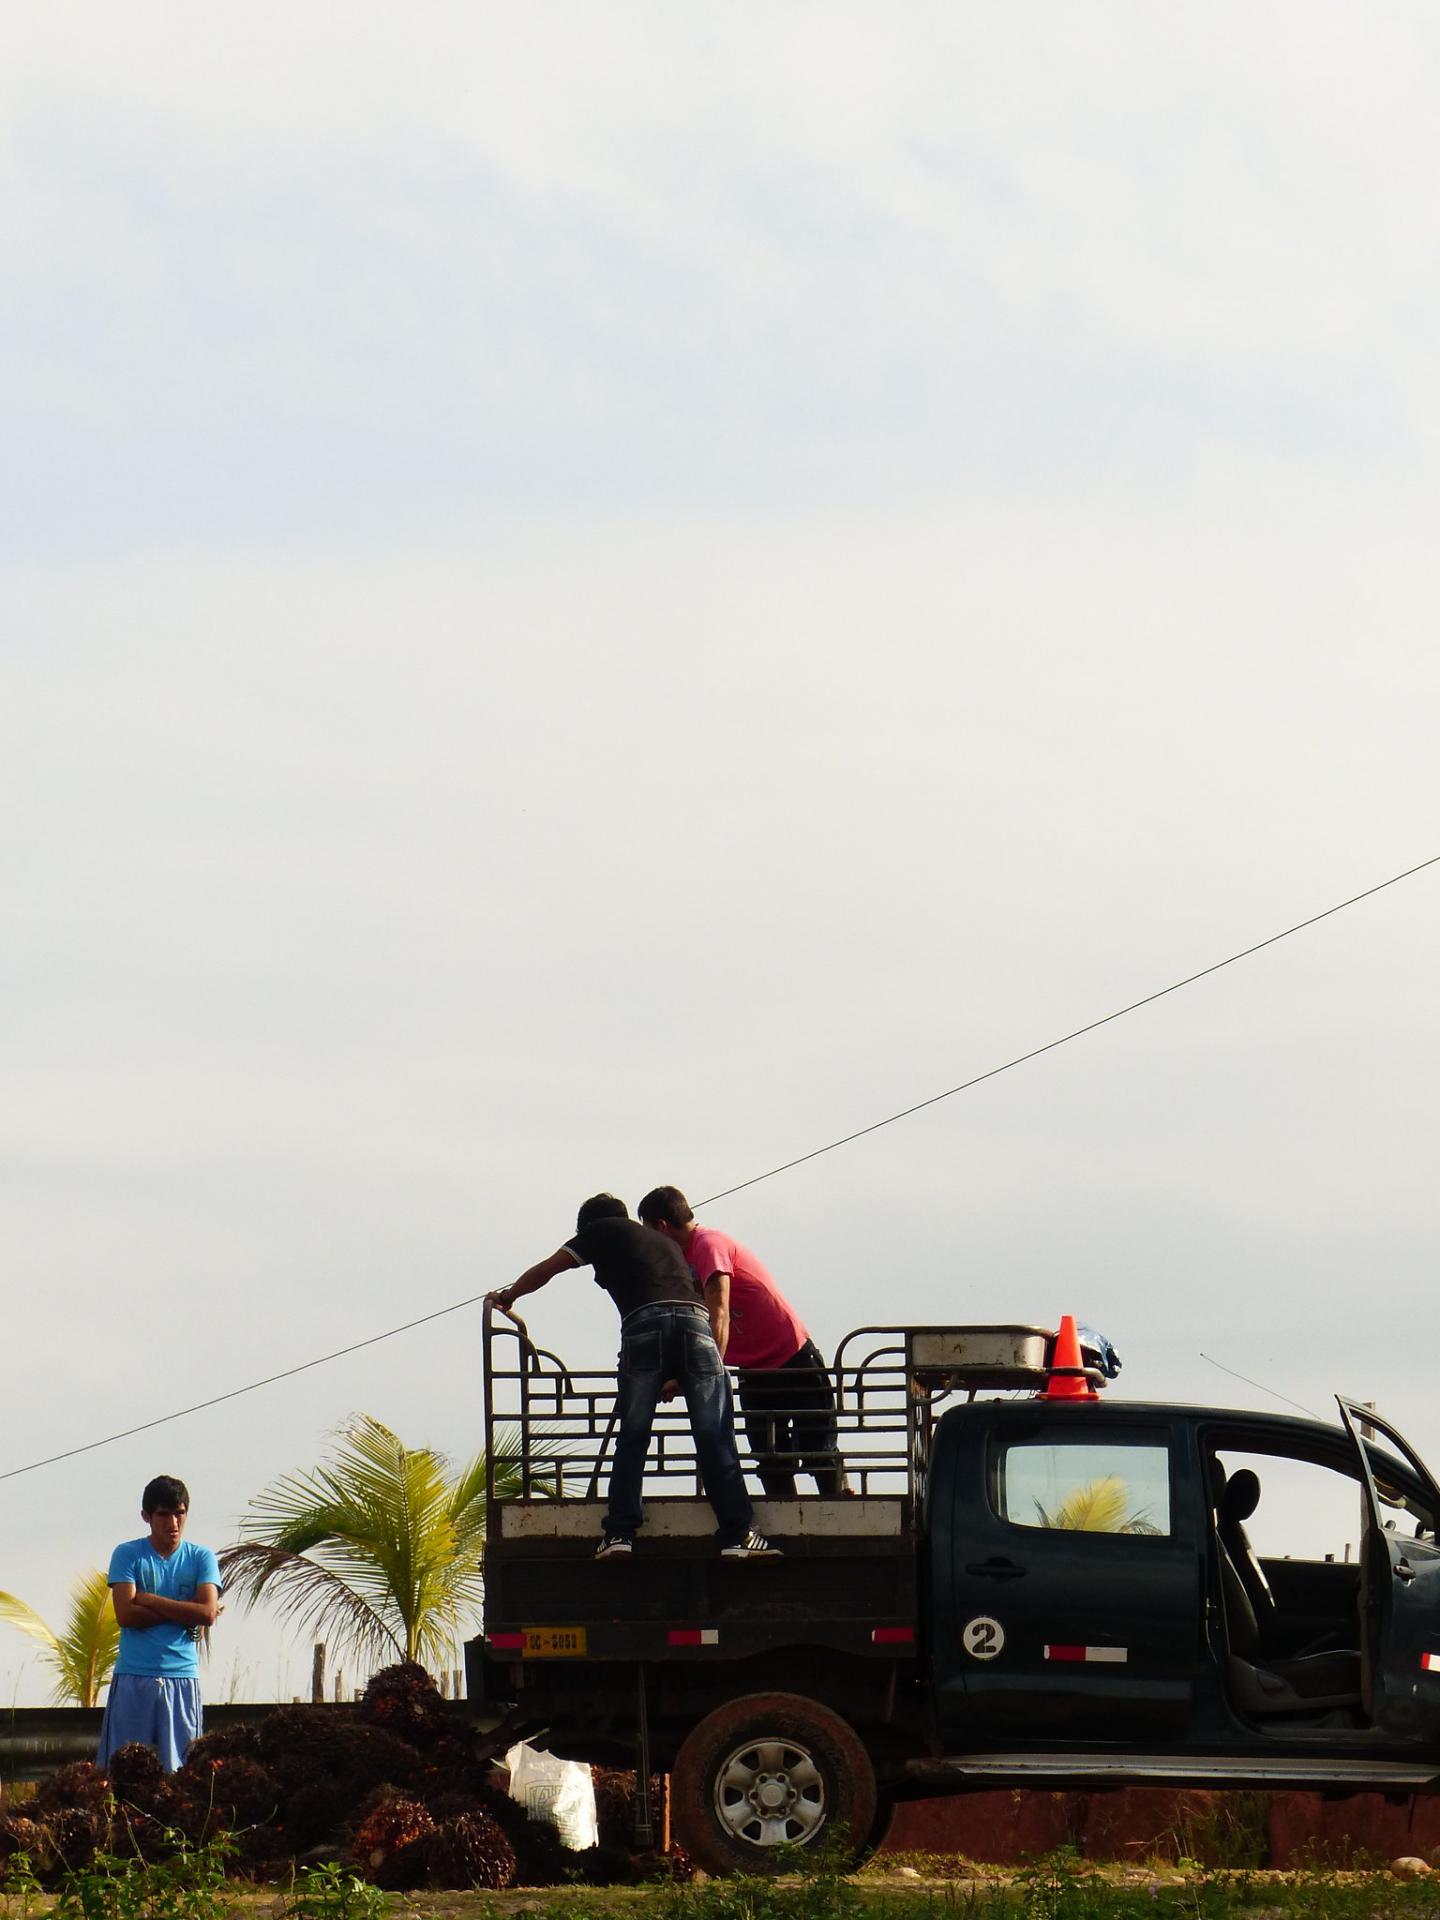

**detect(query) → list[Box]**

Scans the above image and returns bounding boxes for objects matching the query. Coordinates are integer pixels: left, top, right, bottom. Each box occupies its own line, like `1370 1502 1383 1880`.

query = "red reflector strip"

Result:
871 1626 916 1644
1044 1644 1128 1664
667 1629 719 1646
488 1633 526 1651
1421 1653 1440 1673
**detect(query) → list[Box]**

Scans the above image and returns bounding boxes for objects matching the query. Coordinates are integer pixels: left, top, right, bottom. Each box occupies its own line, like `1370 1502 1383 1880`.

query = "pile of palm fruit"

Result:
0 1663 686 1891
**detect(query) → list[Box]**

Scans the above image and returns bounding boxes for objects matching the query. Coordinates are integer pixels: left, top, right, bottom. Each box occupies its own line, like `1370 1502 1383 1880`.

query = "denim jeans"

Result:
604 1302 754 1548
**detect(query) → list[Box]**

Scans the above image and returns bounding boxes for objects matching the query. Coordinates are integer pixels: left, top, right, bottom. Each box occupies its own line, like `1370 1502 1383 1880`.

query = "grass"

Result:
7 1849 1440 1920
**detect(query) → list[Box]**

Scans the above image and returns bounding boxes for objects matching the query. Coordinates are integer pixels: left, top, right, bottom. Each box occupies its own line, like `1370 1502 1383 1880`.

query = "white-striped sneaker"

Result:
595 1534 633 1560
720 1530 782 1558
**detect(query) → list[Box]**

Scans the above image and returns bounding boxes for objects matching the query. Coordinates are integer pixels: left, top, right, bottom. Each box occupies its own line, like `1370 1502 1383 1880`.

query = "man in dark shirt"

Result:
489 1194 777 1560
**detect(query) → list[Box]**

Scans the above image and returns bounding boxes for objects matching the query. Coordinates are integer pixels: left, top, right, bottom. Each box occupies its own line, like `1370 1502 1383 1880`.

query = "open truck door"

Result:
1337 1397 1440 1745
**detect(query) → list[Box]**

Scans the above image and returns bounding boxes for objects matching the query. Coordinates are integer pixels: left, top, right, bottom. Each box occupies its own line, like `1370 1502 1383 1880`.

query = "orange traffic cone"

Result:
1045 1314 1098 1400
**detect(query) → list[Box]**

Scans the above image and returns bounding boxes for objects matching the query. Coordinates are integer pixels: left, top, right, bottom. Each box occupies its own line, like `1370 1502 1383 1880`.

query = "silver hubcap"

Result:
713 1735 827 1849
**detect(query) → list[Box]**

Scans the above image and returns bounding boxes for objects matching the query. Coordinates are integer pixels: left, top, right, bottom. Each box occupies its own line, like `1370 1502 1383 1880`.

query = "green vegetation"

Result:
1033 1479 1160 1536
49 1829 232 1920
283 1861 387 1920
218 1416 536 1669
8 1848 1440 1919
0 1572 120 1708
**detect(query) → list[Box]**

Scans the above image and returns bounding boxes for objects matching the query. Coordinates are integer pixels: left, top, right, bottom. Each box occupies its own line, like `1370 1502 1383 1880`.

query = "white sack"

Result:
504 1739 599 1851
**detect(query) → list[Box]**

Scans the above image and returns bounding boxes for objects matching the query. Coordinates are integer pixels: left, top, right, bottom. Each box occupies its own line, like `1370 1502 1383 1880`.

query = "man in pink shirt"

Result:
638 1186 849 1498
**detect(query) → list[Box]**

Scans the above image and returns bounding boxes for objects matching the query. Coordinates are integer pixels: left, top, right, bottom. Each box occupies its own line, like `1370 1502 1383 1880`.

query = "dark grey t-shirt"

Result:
565 1217 700 1321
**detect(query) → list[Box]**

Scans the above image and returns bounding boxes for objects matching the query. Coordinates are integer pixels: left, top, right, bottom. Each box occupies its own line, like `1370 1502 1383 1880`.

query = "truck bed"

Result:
483 1495 918 1665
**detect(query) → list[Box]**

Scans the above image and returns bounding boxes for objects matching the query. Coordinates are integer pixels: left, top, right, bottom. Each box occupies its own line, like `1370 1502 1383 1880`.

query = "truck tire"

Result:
867 1795 898 1853
670 1691 877 1876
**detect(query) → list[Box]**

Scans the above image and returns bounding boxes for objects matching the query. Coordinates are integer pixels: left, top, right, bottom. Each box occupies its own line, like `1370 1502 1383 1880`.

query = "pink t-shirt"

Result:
687 1227 808 1371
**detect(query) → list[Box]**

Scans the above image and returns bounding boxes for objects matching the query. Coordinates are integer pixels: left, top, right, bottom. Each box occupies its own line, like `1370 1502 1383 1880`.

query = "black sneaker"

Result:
720 1530 782 1558
595 1534 633 1560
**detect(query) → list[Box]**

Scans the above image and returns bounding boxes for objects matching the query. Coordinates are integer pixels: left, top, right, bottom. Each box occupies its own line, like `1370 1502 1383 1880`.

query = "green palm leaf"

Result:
0 1570 120 1707
220 1414 554 1675
1034 1474 1160 1535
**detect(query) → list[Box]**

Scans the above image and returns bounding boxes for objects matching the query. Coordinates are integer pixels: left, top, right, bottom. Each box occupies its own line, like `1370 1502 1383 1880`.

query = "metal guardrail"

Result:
0 1702 362 1786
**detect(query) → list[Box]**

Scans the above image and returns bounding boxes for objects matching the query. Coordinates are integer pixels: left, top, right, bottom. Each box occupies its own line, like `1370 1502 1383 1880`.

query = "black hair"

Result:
576 1193 629 1232
637 1185 693 1230
141 1475 190 1515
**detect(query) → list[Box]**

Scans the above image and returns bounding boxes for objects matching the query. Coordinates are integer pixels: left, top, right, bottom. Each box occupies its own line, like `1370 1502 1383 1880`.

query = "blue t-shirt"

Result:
108 1537 222 1678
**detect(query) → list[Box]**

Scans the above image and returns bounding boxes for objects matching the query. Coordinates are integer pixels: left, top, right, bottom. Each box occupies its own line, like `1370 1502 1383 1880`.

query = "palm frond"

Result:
228 1412 554 1672
55 1570 121 1708
0 1573 119 1707
0 1591 59 1652
1034 1475 1157 1534
217 1542 403 1668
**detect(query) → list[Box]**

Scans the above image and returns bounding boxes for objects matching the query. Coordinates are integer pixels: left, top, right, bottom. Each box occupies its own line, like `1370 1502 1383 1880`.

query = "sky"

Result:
3 4 1439 1705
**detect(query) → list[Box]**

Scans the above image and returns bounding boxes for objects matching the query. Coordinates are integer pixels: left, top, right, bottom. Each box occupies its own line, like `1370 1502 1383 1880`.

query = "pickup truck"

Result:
467 1314 1440 1875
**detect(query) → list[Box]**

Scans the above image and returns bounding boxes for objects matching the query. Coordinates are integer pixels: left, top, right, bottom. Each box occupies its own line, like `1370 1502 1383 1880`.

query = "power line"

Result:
0 1296 485 1484
1197 1352 1320 1421
4 851 1436 1485
696 851 1440 1206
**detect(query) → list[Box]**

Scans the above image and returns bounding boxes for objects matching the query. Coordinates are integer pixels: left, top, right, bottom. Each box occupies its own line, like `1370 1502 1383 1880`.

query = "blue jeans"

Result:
604 1303 754 1548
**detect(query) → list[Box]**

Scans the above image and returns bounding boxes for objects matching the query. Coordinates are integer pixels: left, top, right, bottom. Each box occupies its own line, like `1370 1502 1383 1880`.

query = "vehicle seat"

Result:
1218 1469 1279 1649
1219 1539 1362 1717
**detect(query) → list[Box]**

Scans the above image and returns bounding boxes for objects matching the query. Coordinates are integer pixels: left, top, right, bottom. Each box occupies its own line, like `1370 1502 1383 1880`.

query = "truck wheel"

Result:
670 1691 877 1876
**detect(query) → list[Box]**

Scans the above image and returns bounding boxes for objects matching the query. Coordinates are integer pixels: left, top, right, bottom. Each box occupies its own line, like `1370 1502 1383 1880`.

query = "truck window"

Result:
996 1435 1172 1536
1212 1449 1365 1563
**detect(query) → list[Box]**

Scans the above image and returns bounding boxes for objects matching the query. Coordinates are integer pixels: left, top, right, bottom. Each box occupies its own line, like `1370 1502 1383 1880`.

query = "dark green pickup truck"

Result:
468 1316 1440 1874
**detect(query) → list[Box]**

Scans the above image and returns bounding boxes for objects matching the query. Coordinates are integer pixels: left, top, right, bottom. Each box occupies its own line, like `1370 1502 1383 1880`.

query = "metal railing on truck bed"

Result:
482 1307 1069 1527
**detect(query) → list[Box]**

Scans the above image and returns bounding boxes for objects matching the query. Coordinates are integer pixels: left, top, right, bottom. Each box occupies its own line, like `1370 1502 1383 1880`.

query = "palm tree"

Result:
0 1569 120 1707
1034 1474 1161 1535
219 1415 534 1675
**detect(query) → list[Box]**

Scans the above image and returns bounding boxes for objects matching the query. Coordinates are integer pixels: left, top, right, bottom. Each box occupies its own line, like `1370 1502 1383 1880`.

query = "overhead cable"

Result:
3 851 1436 1484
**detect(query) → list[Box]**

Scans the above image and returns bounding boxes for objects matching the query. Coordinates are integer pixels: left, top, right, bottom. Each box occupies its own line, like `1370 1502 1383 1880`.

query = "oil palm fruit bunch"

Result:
359 1662 451 1748
348 1795 436 1890
33 1760 111 1818
0 1814 53 1875
173 1752 280 1837
182 1724 262 1767
280 1777 354 1851
47 1806 106 1872
233 1822 293 1877
424 1811 516 1890
590 1767 666 1851
105 1741 183 1854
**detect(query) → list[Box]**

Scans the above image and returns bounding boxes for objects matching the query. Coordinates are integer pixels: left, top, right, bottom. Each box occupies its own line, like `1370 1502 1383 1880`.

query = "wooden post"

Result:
660 1774 670 1853
452 1668 462 1700
334 1668 345 1703
311 1643 326 1705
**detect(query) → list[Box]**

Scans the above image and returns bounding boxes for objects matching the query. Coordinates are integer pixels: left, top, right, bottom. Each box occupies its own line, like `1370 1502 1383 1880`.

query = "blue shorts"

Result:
97 1674 203 1774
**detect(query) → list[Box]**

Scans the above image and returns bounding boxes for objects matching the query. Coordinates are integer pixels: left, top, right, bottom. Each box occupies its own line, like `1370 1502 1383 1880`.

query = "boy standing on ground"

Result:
98 1475 221 1773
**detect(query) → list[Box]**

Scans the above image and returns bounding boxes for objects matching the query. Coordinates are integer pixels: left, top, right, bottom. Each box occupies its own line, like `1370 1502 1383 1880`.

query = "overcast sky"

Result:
4 5 1439 1705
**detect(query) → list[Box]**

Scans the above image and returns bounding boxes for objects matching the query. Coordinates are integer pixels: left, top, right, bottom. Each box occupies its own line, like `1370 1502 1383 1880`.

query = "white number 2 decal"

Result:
962 1614 1005 1660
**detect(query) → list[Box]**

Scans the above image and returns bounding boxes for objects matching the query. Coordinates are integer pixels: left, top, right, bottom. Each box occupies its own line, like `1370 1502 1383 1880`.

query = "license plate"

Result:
522 1626 588 1658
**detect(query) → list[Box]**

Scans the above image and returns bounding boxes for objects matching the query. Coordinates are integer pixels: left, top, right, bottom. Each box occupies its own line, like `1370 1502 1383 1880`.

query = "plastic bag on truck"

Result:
1077 1324 1122 1380
504 1740 599 1850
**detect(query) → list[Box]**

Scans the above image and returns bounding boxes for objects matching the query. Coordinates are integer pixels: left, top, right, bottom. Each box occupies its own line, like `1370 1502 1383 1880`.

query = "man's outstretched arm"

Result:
487 1247 579 1313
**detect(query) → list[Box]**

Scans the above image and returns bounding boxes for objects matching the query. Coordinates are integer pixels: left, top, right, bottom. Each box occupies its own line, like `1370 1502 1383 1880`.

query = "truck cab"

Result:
469 1312 1440 1873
